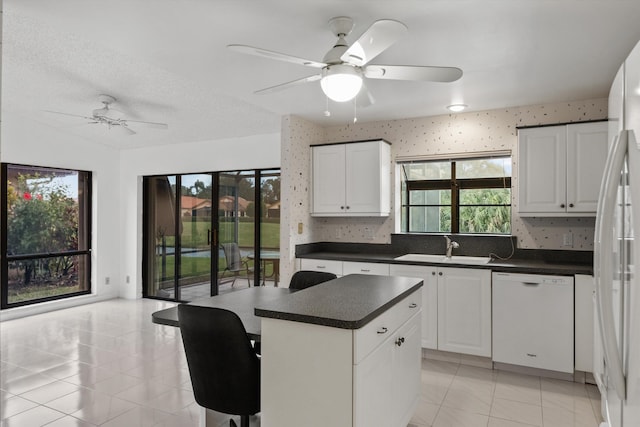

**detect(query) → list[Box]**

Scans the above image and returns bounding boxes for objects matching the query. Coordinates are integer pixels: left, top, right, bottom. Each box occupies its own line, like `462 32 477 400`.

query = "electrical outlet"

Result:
105 277 110 285
562 232 574 247
297 222 303 234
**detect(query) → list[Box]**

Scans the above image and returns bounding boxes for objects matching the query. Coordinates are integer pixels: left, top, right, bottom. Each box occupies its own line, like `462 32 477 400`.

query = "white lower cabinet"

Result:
389 264 438 349
574 274 595 373
437 267 492 357
343 261 390 276
492 272 574 373
299 258 343 276
261 289 421 427
354 312 421 427
390 265 491 357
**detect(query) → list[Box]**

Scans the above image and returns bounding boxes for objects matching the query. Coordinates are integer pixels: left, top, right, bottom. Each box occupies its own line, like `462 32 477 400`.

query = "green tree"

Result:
7 174 78 285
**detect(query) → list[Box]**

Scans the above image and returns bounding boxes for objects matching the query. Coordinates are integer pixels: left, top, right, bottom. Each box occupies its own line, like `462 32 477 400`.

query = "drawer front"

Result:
354 289 422 364
343 261 390 276
299 259 343 276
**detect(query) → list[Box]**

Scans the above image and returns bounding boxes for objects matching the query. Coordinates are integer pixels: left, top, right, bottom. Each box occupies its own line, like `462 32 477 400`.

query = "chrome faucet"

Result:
444 235 459 258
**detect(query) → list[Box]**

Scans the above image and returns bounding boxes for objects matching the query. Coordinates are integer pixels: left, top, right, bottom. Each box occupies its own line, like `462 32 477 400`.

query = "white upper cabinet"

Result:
311 140 391 216
518 121 607 216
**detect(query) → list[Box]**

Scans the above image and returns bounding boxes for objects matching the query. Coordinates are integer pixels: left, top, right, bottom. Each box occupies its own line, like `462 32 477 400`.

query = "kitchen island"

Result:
256 274 423 427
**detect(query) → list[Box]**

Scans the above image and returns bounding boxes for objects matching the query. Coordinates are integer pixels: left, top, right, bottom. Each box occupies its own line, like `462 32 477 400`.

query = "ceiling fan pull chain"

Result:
353 98 358 123
324 95 331 117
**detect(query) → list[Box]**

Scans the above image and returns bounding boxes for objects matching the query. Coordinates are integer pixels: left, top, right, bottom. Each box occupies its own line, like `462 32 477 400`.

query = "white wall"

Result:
0 112 121 320
280 98 608 251
118 133 280 299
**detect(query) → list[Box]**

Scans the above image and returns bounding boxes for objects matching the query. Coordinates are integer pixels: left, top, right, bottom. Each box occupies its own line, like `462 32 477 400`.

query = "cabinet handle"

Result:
569 203 574 208
361 269 370 272
438 272 443 276
409 303 418 308
432 271 436 276
522 282 540 286
346 206 350 209
316 266 326 269
395 337 405 347
526 353 537 358
560 203 565 208
340 206 345 210
377 327 388 335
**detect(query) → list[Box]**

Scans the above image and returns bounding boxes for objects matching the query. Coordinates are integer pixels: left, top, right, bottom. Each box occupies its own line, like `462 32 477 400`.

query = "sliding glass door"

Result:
143 168 279 302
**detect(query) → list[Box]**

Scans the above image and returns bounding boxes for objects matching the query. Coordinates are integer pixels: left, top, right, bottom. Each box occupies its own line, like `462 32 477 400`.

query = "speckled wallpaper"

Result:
280 98 607 275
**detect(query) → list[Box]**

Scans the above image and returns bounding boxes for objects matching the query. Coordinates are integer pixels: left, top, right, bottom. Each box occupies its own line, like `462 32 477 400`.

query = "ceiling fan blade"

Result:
228 44 326 69
44 110 94 121
120 125 137 135
255 74 322 95
356 84 375 108
341 19 408 67
124 119 168 130
364 65 463 82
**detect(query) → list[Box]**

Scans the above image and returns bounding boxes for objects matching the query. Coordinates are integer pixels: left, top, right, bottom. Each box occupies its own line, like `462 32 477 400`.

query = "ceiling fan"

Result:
45 94 169 135
228 16 462 106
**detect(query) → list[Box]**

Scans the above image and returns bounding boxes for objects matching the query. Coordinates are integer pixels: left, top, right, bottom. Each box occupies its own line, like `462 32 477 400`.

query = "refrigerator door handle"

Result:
595 129 628 401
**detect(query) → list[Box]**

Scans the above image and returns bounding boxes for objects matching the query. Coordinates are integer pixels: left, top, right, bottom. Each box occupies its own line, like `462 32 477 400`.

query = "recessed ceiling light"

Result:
447 104 467 112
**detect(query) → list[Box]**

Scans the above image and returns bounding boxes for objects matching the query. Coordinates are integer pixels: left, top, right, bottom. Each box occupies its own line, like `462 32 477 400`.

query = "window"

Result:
1 164 92 308
400 156 511 234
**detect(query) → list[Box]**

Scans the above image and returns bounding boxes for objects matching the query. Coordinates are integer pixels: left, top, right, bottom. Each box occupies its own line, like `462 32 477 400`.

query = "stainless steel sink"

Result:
394 254 491 265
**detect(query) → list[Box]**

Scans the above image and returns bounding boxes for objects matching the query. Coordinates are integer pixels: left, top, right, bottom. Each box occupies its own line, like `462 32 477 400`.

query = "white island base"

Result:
259 278 422 427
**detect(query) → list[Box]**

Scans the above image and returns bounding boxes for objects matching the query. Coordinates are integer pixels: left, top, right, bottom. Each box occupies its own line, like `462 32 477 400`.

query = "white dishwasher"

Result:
492 272 574 373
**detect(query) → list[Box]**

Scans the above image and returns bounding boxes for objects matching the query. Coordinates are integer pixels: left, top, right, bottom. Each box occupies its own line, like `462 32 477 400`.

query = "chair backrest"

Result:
178 304 260 416
289 270 337 290
221 242 242 271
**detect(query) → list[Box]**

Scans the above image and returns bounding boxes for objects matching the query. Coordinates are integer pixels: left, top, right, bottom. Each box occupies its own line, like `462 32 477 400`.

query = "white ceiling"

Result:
3 0 640 149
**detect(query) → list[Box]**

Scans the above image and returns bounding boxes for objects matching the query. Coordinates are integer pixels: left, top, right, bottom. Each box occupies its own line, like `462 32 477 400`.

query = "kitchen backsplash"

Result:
281 98 608 257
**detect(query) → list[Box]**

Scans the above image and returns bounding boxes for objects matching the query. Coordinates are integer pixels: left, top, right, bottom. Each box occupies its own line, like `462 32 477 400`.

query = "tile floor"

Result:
1 298 603 427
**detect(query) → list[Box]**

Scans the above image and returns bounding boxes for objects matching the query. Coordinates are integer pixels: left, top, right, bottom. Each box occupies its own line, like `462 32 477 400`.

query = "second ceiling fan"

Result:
228 16 462 106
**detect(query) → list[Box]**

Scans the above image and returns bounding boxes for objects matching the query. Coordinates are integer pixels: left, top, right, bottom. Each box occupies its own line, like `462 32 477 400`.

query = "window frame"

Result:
1 163 92 309
401 157 512 234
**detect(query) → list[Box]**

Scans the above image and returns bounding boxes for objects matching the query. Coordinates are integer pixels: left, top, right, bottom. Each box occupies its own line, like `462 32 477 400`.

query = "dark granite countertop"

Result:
297 251 593 276
255 274 423 329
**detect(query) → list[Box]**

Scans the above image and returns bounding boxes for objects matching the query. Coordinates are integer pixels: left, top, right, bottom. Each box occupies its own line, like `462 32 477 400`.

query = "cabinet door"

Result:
389 265 438 349
392 313 421 427
345 141 390 215
566 122 608 213
353 333 394 427
437 267 491 357
574 274 595 372
518 126 567 214
312 144 346 214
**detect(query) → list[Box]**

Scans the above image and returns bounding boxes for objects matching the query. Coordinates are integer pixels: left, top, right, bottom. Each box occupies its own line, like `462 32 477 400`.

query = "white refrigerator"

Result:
594 39 640 427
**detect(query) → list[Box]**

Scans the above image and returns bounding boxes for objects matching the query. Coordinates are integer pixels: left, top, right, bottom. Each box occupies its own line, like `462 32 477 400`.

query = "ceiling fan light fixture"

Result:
321 64 363 102
447 104 468 112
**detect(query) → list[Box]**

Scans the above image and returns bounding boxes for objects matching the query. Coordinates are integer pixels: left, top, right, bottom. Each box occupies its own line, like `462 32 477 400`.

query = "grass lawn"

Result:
155 220 279 282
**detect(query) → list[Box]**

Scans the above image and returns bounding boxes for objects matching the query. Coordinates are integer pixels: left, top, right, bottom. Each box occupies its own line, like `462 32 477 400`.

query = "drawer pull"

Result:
522 282 540 286
395 337 405 347
409 303 418 308
526 353 537 358
361 269 370 272
377 327 388 335
316 266 326 269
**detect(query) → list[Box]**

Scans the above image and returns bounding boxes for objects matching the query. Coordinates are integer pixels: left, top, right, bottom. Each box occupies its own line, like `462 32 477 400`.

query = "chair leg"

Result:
240 415 250 427
229 419 237 427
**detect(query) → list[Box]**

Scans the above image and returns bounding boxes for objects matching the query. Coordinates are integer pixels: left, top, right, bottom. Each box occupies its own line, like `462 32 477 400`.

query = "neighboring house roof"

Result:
219 195 250 212
181 196 211 211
